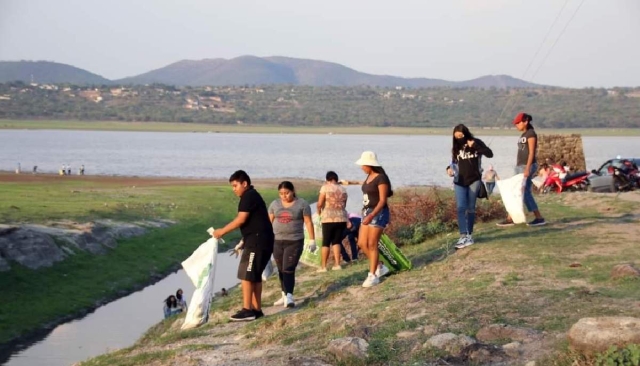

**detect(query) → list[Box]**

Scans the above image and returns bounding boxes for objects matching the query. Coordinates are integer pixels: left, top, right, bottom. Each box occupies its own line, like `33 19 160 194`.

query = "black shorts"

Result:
237 232 274 282
322 222 347 247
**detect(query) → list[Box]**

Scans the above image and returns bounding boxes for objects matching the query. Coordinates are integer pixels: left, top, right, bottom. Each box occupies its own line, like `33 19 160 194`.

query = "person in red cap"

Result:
496 113 546 227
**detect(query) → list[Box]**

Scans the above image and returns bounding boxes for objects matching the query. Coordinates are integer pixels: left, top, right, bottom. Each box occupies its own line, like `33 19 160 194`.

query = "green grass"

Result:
2 119 639 136
62 191 640 365
0 178 318 344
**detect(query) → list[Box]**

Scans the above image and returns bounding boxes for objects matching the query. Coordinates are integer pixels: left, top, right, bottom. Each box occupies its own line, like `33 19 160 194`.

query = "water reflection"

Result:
4 257 239 366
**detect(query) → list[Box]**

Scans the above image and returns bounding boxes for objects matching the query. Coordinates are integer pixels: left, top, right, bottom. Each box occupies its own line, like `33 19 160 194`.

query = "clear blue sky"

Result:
1 0 638 88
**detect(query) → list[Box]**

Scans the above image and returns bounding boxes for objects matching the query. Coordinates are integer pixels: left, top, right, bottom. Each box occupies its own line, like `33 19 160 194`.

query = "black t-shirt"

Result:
238 186 273 237
362 174 391 209
453 138 493 187
517 129 538 166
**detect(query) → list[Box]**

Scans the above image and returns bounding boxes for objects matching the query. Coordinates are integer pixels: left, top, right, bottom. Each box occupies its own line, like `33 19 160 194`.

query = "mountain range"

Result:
0 57 542 88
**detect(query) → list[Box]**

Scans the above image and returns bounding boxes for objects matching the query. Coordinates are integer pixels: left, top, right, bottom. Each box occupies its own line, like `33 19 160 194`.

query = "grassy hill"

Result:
117 56 542 88
0 61 110 85
78 190 640 366
1 58 542 88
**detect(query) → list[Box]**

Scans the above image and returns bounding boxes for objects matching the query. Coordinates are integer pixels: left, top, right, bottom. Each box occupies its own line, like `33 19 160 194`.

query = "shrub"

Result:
595 344 640 366
387 188 505 245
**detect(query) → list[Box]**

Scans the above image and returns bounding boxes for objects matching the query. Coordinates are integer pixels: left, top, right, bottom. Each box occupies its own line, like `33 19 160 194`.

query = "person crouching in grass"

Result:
213 170 274 321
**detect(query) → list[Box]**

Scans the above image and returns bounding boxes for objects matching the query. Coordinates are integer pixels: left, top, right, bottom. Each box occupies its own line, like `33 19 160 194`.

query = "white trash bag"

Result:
181 228 220 330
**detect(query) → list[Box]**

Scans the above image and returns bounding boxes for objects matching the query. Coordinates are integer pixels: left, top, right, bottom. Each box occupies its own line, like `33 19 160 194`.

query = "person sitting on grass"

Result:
213 170 274 322
163 295 181 319
176 288 188 313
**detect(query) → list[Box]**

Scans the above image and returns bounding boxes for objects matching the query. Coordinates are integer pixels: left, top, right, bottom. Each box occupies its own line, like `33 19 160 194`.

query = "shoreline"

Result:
2 119 640 136
0 171 325 190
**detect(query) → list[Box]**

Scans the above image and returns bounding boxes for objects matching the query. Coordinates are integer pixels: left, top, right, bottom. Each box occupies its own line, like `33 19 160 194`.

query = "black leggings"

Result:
273 239 304 294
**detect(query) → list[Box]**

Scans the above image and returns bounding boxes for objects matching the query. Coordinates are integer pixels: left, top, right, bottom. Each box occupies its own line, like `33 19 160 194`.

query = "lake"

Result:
2 130 638 187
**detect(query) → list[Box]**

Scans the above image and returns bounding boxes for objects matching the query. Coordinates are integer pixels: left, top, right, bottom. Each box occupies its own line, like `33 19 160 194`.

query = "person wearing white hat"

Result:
355 151 393 288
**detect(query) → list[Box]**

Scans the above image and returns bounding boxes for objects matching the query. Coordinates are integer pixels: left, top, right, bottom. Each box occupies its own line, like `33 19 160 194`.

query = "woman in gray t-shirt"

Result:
268 181 315 308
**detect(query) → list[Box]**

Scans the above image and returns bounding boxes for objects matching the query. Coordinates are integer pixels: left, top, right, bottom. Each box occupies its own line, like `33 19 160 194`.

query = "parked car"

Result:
588 158 640 192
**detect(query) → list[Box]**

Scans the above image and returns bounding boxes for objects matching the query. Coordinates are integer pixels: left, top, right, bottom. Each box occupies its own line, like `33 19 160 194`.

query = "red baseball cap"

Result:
513 112 526 124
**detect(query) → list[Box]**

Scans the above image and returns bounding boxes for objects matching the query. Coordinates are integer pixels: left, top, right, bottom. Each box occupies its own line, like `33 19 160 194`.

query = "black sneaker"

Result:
253 309 265 319
230 308 256 322
496 219 515 227
527 218 547 227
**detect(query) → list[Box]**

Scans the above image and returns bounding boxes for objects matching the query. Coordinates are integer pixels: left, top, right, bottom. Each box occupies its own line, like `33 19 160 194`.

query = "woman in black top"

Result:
446 124 493 249
355 151 393 288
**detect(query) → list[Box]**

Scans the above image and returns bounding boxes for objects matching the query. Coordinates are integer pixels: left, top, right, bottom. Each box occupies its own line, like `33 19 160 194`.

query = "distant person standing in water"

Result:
79 165 85 175
32 165 38 174
497 112 546 227
67 165 71 176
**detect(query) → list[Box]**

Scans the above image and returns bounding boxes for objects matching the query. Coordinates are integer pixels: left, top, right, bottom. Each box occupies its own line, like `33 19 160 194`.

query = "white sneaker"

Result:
332 265 342 271
465 234 475 246
362 273 380 288
285 293 295 308
375 263 390 277
455 235 475 249
273 291 286 306
316 267 327 273
455 235 468 249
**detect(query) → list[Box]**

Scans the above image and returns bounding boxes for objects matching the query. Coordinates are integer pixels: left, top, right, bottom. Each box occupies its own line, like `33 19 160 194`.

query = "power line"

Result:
494 0 572 128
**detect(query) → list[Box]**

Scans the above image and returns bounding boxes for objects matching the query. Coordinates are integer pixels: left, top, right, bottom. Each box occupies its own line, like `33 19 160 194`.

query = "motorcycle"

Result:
610 165 639 192
542 170 590 194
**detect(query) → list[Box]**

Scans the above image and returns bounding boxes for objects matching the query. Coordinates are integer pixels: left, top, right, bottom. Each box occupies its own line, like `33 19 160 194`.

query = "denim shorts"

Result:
362 207 390 228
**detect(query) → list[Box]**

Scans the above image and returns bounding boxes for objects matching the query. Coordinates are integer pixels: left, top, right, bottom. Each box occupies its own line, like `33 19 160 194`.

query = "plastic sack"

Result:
496 173 527 224
300 212 322 268
262 259 276 281
181 236 219 330
378 234 412 272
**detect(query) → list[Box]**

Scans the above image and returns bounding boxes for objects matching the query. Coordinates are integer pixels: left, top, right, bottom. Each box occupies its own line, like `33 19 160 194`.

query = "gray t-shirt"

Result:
516 129 537 166
268 198 311 240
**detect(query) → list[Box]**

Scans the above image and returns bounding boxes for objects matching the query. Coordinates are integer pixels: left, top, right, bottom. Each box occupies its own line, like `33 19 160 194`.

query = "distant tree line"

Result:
1 81 639 128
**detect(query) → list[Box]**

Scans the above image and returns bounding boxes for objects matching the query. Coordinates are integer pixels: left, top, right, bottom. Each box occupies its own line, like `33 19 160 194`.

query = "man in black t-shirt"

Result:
213 170 274 322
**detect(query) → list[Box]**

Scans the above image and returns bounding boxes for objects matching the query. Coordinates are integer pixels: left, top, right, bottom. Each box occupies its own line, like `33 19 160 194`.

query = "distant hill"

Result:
0 57 543 88
117 56 542 88
0 61 110 85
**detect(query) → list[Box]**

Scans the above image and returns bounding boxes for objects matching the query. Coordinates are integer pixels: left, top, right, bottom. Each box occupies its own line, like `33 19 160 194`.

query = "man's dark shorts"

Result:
237 231 274 282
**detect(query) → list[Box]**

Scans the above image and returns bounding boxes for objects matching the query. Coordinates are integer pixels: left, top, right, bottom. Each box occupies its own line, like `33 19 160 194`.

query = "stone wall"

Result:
537 134 586 172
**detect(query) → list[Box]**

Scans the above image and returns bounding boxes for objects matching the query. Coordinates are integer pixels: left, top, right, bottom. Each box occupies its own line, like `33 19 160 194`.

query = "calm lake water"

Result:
1 129 639 365
3 130 638 187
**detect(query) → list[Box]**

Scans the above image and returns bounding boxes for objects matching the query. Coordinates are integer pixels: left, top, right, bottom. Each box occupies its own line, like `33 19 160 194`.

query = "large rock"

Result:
0 227 66 269
0 220 175 270
610 264 640 279
476 324 542 343
567 317 640 354
327 337 368 361
425 333 476 357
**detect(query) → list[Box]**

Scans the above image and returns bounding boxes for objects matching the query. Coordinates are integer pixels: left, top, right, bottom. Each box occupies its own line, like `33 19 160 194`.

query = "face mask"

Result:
177 293 182 300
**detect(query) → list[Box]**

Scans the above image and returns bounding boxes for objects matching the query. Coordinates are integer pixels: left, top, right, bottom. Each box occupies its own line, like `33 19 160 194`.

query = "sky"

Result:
1 0 639 88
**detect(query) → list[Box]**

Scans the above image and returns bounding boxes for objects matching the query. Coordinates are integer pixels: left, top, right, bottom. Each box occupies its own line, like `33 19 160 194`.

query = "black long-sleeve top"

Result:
451 138 493 187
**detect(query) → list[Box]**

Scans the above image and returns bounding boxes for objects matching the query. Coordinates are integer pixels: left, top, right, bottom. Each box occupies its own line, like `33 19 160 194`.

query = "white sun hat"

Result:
355 151 381 167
